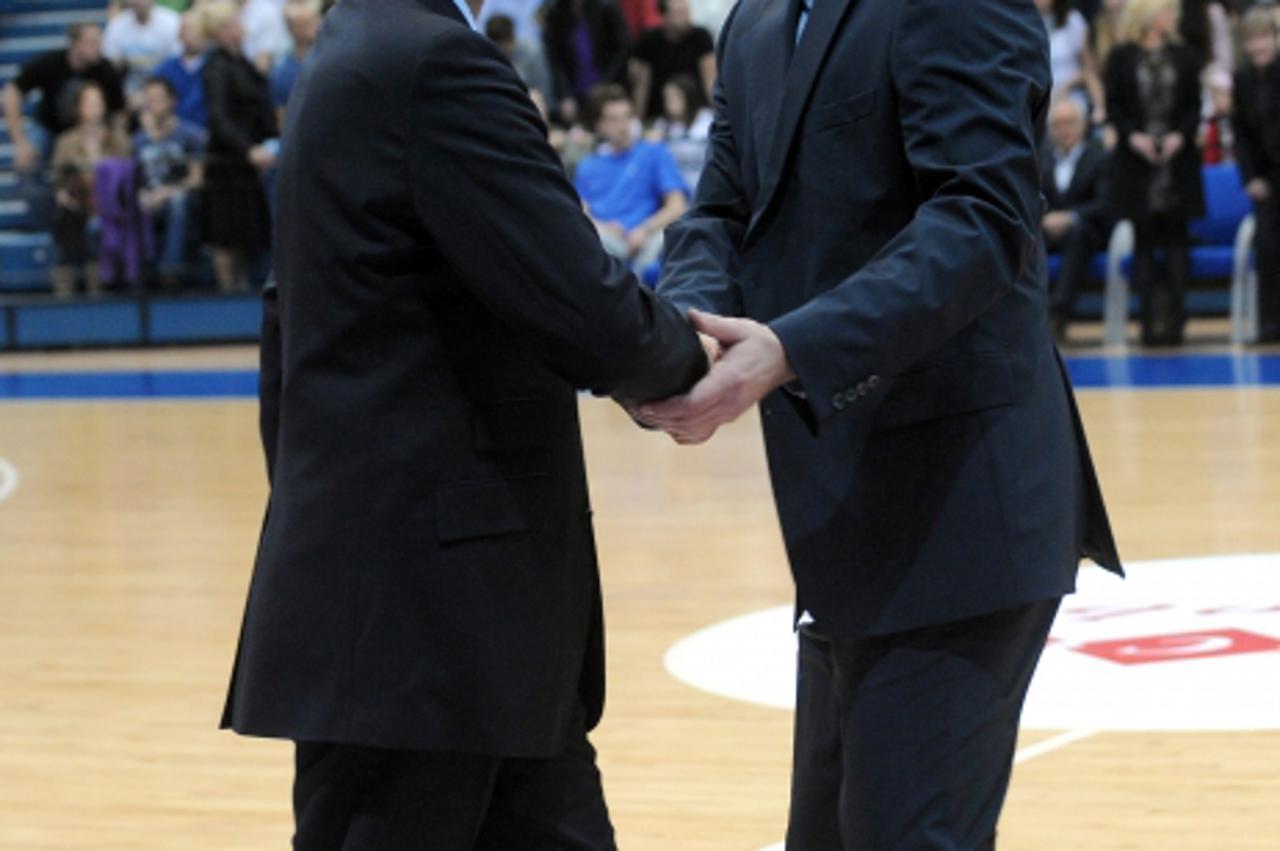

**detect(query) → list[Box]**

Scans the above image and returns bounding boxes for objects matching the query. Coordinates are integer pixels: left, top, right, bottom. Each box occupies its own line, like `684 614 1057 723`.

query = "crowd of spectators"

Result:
1 0 324 295
1038 0 1280 345
2 0 1279 345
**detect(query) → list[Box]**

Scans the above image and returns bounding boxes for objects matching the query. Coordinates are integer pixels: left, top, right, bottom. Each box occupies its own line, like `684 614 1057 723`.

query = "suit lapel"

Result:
751 0 856 228
747 0 796 191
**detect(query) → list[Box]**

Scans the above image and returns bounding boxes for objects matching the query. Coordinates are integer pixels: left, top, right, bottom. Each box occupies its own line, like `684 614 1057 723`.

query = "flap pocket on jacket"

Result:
474 398 557 452
435 476 545 544
873 354 1017 431
803 90 876 136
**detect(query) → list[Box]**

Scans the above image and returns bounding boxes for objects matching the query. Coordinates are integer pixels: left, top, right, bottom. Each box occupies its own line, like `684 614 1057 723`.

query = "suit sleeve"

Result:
407 29 706 403
259 277 282 485
656 2 748 317
767 0 1047 429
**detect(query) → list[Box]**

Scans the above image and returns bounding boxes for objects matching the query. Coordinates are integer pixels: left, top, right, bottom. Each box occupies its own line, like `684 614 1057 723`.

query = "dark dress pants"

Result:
1254 195 1280 342
785 598 1061 851
1047 220 1106 333
293 708 616 851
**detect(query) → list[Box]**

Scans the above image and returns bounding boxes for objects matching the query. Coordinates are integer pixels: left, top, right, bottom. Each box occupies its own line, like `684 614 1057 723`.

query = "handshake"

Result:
627 309 797 445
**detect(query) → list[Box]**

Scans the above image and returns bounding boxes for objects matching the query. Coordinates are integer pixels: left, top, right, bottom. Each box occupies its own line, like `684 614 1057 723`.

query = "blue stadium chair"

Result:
0 231 53 293
1102 163 1254 346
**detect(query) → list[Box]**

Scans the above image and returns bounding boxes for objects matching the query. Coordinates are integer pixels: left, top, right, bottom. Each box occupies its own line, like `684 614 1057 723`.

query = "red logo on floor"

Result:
1074 630 1280 666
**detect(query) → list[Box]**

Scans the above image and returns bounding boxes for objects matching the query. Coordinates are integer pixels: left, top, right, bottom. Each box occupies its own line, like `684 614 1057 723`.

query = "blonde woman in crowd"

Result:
1105 0 1206 346
197 0 277 292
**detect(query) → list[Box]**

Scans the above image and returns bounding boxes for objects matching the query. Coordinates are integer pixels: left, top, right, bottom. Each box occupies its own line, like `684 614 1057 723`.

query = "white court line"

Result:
0 457 19 503
757 730 1097 850
1013 728 1097 765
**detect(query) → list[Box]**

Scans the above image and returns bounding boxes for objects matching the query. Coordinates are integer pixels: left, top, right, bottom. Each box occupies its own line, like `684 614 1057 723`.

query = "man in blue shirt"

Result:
574 84 687 272
134 76 207 286
152 11 210 128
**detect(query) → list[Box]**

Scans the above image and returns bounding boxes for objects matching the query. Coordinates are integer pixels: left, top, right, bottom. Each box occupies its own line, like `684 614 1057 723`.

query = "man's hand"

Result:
249 145 277 171
635 310 795 445
625 226 651 257
1042 210 1075 241
1246 177 1272 203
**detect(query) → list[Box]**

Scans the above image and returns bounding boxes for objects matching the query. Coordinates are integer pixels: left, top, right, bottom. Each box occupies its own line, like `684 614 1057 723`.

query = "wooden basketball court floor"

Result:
1 326 1277 849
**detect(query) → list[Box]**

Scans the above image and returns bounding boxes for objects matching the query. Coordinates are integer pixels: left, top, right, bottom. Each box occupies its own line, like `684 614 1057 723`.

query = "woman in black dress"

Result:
200 1 277 292
1105 0 1205 346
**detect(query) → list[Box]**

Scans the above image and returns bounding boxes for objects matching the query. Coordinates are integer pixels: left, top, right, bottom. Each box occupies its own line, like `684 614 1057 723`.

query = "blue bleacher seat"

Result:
0 35 65 68
0 231 53 292
1119 163 1251 282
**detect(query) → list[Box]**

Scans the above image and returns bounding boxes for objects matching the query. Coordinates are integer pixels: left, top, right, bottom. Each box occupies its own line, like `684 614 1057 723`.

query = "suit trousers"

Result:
785 598 1061 851
292 708 616 851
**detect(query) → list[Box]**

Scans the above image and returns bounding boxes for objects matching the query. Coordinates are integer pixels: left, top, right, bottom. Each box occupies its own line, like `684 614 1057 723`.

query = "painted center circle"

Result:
665 554 1280 731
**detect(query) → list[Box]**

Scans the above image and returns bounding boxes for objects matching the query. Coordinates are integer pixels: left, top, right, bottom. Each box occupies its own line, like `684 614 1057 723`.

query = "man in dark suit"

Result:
220 0 708 847
1042 97 1111 340
1234 7 1280 343
637 0 1122 846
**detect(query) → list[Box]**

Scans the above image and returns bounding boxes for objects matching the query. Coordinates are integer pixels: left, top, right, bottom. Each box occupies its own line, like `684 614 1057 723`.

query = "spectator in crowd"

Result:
647 73 712 192
530 88 597 178
1179 0 1236 76
574 85 687 271
102 0 182 99
241 0 293 74
479 0 547 42
1042 98 1112 341
133 77 205 288
1038 0 1105 122
201 0 278 292
485 14 555 106
617 0 664 39
271 0 323 130
629 0 715 123
153 11 211 128
3 24 126 178
1106 0 1206 346
1201 67 1235 164
1093 0 1131 75
543 0 630 124
1233 6 1280 342
49 83 132 298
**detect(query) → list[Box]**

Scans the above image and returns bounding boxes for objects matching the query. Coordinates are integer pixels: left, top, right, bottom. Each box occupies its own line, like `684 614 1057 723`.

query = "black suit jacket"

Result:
1040 141 1112 238
221 0 706 758
659 0 1121 637
1104 42 1206 222
1233 60 1280 189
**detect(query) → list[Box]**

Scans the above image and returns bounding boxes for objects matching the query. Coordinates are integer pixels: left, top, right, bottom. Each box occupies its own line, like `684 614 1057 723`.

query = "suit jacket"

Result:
659 0 1121 637
1233 60 1280 189
221 0 707 759
1040 140 1112 238
1104 42 1206 222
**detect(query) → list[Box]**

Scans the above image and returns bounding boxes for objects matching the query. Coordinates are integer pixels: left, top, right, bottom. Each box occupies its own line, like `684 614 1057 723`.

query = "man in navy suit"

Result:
639 0 1122 846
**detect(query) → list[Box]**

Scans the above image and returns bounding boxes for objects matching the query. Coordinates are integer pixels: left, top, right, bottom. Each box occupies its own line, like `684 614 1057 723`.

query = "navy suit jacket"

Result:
659 0 1121 636
222 0 706 758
